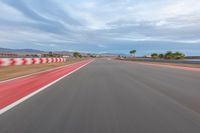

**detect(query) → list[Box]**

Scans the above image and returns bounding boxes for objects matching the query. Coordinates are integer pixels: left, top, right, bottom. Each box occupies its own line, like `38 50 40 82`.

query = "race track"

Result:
0 59 200 133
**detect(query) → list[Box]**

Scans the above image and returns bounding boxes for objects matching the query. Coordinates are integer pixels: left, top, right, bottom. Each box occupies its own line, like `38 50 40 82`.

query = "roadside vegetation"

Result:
130 49 137 57
129 49 185 60
73 52 82 58
151 51 185 60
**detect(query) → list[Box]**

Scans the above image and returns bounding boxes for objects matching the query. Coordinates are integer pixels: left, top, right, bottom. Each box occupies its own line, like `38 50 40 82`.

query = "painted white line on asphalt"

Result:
0 60 94 115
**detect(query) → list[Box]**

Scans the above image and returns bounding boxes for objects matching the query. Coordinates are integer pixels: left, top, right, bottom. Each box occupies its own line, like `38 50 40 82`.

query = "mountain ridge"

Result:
0 48 44 53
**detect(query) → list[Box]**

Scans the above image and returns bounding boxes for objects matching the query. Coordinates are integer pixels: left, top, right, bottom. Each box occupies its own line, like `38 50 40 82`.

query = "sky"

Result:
0 0 200 56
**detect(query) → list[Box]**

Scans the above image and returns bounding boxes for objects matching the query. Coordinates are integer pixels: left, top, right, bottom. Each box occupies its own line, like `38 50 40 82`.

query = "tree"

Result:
173 52 185 59
164 51 174 59
164 51 185 59
48 51 53 57
150 51 185 60
151 53 158 59
26 54 30 57
159 53 164 59
73 52 82 58
130 50 136 57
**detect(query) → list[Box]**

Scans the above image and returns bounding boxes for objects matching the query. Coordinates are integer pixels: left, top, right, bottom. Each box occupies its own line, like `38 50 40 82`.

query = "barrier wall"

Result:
0 58 66 67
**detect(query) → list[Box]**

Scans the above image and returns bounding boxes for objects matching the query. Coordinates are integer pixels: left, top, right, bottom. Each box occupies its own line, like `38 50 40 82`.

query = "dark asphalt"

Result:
1 59 200 133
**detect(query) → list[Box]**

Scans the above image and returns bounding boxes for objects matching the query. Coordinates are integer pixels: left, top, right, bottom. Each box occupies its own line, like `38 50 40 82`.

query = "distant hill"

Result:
99 53 128 56
0 47 128 57
0 48 44 53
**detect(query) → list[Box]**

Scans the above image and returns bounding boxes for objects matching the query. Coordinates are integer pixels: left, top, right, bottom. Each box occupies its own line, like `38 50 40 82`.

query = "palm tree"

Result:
130 50 136 57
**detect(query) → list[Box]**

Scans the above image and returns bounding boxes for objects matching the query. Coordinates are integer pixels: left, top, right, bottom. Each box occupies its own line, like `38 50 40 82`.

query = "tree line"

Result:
151 51 185 59
129 49 185 60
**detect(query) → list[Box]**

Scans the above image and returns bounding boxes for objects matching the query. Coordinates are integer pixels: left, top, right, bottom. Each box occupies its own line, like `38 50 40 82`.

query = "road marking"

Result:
0 60 94 115
0 60 89 84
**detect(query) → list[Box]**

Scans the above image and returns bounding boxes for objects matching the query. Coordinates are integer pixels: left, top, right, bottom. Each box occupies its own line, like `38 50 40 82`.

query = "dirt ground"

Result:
0 58 87 81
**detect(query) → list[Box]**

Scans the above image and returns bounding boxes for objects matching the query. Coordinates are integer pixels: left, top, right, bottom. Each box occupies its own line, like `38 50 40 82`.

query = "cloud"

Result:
0 0 199 55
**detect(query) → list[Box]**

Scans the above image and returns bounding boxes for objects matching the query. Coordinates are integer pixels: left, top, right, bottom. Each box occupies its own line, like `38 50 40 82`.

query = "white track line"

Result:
0 59 94 115
0 60 90 84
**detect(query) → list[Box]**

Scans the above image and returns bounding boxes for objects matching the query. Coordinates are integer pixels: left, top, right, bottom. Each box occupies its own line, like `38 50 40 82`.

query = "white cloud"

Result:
82 2 96 9
0 1 29 21
0 0 199 54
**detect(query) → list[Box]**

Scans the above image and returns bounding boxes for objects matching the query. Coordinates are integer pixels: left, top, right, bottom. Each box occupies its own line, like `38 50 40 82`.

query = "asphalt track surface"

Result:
0 59 200 133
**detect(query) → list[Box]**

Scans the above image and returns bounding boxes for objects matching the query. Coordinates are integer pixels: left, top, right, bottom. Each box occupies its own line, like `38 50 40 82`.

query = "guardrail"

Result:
0 58 66 67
